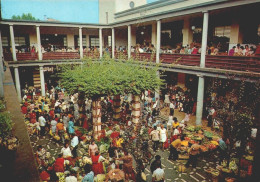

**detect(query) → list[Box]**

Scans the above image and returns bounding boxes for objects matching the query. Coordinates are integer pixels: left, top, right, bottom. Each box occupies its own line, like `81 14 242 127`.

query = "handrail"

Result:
3 52 260 73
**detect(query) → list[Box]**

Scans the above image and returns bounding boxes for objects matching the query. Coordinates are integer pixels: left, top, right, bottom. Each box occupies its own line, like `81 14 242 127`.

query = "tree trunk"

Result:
132 95 141 124
92 98 102 140
113 95 121 121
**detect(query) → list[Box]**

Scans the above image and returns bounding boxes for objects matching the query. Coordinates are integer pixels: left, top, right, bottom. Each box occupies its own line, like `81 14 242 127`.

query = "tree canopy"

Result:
11 13 39 21
59 55 164 98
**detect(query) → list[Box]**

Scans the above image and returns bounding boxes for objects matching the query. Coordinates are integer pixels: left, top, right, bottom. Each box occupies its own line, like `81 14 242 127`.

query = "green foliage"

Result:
59 55 165 98
11 13 39 21
0 112 13 137
0 99 6 111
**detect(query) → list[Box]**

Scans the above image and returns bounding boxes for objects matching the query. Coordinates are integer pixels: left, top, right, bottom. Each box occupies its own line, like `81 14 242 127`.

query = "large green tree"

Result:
11 13 39 21
59 55 164 138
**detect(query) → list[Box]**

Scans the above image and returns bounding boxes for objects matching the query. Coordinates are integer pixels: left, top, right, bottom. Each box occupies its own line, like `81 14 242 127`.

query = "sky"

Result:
1 0 160 23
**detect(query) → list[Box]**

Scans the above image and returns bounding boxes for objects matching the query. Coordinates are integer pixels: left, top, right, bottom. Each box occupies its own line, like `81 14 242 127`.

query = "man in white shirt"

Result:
150 126 160 152
71 134 79 158
61 143 72 158
169 101 175 116
39 114 46 136
167 115 173 135
152 164 165 182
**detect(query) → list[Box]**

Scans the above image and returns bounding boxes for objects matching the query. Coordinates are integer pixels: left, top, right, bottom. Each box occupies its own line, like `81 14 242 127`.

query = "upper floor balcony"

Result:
3 51 260 74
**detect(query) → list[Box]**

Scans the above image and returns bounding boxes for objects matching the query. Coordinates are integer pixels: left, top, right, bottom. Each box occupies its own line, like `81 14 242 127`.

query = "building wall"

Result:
115 28 127 48
99 0 116 24
151 22 157 46
115 0 147 13
182 18 193 46
115 0 216 22
29 34 37 47
99 0 147 24
67 34 74 48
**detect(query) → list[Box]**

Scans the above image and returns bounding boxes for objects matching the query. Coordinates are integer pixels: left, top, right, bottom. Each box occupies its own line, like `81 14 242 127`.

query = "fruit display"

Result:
204 131 213 138
186 126 195 132
245 155 254 161
210 140 219 146
200 145 208 152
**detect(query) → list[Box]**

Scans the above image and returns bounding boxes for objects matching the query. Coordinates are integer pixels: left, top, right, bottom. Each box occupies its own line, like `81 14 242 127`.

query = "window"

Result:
161 30 171 38
77 37 87 46
90 37 99 47
63 37 67 46
108 36 112 47
129 1 135 8
214 26 231 38
2 37 8 46
14 36 26 46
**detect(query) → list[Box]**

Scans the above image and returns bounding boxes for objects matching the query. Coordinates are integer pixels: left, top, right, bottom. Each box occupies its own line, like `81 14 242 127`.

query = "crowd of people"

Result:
5 40 259 58
20 80 235 182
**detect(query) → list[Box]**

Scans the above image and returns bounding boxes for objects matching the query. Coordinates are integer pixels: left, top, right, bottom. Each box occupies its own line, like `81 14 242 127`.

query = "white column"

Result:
195 11 209 126
112 28 115 59
79 27 83 59
36 26 42 60
14 67 21 102
200 11 209 68
0 31 4 97
39 66 45 96
156 20 161 63
99 28 103 58
128 25 131 59
9 25 17 61
196 76 204 126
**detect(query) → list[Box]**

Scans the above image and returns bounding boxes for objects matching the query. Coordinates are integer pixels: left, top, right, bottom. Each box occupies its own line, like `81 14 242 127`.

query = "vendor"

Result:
185 143 201 168
218 138 227 165
172 117 179 129
168 135 182 161
88 139 98 157
53 154 65 172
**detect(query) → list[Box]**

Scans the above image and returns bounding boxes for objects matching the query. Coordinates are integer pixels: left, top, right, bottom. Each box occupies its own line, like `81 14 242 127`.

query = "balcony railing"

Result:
4 52 260 73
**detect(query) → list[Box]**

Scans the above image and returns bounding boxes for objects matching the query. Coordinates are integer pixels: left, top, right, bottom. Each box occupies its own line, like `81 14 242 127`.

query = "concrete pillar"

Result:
112 28 115 59
39 66 45 96
195 11 208 126
36 26 42 60
156 20 161 63
79 27 83 59
9 25 17 61
99 28 103 58
128 25 131 59
14 67 21 102
0 31 4 97
200 11 209 68
151 22 157 46
182 18 193 46
196 76 204 126
230 21 243 44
